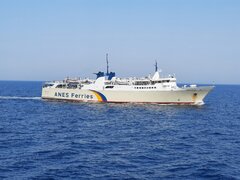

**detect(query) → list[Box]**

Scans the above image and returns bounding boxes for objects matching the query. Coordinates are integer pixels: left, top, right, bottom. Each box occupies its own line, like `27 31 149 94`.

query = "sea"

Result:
0 81 240 179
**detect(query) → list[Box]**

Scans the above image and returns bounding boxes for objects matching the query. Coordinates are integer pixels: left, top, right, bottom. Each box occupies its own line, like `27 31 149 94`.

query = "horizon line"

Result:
0 79 239 86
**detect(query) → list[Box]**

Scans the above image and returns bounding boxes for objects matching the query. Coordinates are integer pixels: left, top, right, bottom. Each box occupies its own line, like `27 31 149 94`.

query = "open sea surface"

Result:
0 81 240 179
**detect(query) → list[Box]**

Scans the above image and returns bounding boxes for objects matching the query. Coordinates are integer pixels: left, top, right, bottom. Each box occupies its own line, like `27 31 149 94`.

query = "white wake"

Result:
0 96 41 100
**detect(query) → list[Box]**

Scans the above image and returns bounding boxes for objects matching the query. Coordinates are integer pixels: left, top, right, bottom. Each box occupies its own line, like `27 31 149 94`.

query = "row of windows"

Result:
134 86 157 89
153 80 170 83
135 80 172 85
105 86 114 89
56 84 66 88
56 84 78 89
135 82 150 85
43 84 54 88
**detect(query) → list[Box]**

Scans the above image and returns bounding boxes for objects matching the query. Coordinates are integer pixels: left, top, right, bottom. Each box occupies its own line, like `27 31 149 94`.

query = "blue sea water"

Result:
0 81 240 179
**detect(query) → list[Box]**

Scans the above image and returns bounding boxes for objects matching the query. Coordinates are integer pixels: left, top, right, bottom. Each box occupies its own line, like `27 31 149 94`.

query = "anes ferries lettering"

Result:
54 92 94 99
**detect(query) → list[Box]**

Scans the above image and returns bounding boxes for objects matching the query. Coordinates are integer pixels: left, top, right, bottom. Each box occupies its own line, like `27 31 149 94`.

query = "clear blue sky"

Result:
0 0 240 84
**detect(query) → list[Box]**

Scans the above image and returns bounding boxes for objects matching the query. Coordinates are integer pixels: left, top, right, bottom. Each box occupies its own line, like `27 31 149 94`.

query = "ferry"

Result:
42 55 214 105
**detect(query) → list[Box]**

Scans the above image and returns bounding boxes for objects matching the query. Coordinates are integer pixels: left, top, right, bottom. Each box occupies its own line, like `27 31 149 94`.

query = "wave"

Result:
0 96 41 100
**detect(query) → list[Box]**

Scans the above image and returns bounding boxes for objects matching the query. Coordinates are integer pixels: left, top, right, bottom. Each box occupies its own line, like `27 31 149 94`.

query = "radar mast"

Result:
106 53 109 75
155 60 158 72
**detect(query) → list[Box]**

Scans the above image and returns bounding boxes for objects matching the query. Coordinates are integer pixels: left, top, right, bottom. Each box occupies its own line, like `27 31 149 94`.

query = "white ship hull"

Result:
42 86 214 105
41 58 214 105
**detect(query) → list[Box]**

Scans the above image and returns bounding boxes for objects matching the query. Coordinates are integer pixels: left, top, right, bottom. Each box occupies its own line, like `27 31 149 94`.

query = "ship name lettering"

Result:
54 92 93 99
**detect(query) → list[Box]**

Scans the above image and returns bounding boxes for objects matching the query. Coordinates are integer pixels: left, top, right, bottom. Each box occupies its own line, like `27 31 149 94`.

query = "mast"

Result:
155 60 158 72
106 53 109 75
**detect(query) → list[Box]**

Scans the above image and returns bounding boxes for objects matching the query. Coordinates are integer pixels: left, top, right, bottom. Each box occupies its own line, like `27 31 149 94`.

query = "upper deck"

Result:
42 70 182 92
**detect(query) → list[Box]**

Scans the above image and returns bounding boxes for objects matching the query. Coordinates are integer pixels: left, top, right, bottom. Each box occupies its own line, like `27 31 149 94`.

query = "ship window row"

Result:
56 84 79 89
135 80 171 86
134 87 156 89
152 80 170 84
56 84 66 88
43 84 54 88
135 82 150 85
105 86 114 89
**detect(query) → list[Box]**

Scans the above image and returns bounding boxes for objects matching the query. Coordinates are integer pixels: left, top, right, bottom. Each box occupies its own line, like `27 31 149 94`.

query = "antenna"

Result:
106 53 109 75
155 60 158 72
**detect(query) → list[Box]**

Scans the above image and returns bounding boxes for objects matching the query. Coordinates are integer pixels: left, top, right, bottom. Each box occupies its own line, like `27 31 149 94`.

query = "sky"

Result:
0 0 240 84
